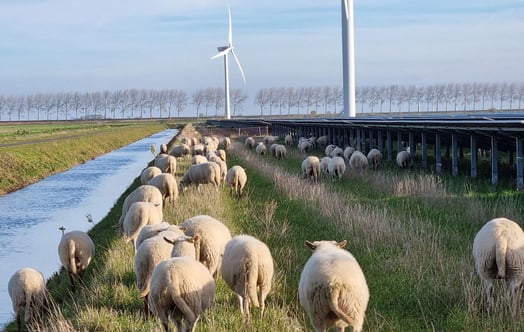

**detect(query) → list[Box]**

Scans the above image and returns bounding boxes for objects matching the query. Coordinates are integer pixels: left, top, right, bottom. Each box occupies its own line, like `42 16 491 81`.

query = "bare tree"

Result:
213 87 224 117
254 88 267 116
231 89 248 116
175 90 188 117
192 89 206 118
331 86 342 114
285 87 296 114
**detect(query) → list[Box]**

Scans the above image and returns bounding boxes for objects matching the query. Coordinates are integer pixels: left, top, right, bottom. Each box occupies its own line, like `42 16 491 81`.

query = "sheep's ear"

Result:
189 235 199 243
337 240 347 249
305 241 317 251
179 226 187 232
163 236 175 245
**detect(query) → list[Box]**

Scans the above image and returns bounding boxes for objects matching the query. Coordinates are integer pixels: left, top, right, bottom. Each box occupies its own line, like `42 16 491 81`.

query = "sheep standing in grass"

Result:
58 229 95 289
343 146 356 163
396 150 410 168
148 173 179 206
317 135 329 147
149 256 216 332
215 149 227 162
159 143 168 154
367 148 383 171
472 217 524 316
325 144 336 157
245 137 256 150
273 144 287 159
299 240 369 332
179 162 221 192
285 134 293 146
155 154 177 175
349 150 368 171
302 156 321 182
221 235 274 323
121 201 163 252
328 156 346 181
181 215 232 279
226 165 248 197
8 267 47 332
140 166 162 185
170 144 191 158
299 140 314 154
330 147 344 158
118 185 163 231
319 157 331 176
255 142 267 156
136 223 185 251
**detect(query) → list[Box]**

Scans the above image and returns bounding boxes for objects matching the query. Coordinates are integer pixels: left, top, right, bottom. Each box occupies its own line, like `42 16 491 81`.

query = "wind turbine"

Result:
341 0 356 117
211 5 246 120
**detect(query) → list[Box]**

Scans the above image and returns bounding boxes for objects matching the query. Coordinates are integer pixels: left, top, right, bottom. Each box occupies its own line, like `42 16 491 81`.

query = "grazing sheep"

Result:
164 234 199 260
8 267 47 332
148 173 179 205
472 217 524 316
226 165 248 197
367 148 383 171
255 142 267 156
159 143 168 154
211 158 228 182
191 144 205 156
299 140 314 154
219 137 231 150
180 137 192 147
343 146 356 162
149 256 216 332
299 240 369 332
58 230 95 289
141 166 162 185
309 136 317 148
327 156 346 180
191 154 208 165
136 222 185 250
155 154 177 175
221 235 274 323
121 201 163 252
118 185 163 231
330 147 344 158
170 144 191 158
349 150 369 171
284 134 293 146
181 215 232 279
317 135 329 147
245 137 256 150
263 135 279 145
273 144 288 159
396 150 410 168
325 144 337 158
179 162 221 192
134 228 183 313
302 156 321 182
319 157 331 175
215 149 227 162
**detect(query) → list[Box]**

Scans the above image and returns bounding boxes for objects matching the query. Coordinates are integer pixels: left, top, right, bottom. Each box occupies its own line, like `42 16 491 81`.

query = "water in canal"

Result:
0 128 177 328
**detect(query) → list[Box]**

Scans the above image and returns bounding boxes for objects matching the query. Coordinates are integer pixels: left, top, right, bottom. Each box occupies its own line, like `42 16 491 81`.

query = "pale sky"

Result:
1 0 523 101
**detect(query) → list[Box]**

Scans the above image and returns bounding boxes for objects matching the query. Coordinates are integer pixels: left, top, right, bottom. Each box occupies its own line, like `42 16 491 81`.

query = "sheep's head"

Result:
305 240 347 251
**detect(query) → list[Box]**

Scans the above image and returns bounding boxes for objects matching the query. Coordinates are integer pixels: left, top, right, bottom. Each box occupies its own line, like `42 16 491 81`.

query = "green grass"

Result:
5 125 524 331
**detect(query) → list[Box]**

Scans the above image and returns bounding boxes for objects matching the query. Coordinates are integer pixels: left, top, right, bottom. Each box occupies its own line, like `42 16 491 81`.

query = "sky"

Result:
0 0 523 109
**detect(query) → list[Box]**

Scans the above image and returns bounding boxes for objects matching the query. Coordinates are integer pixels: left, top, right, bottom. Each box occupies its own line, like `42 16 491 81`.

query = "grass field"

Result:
4 123 524 331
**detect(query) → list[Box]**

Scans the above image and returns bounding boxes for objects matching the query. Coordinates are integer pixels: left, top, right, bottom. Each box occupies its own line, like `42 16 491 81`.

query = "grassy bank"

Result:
6 125 524 331
0 122 170 195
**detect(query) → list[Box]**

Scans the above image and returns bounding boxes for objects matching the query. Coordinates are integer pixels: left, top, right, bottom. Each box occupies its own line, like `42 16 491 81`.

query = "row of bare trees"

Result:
0 82 522 121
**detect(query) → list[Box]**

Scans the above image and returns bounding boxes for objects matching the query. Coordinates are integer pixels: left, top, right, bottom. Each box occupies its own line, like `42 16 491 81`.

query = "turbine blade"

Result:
210 47 231 59
228 4 233 45
343 0 349 20
231 49 246 84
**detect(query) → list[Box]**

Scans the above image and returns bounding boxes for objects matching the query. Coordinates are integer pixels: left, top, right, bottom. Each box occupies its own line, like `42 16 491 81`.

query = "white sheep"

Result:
219 136 231 150
118 185 163 231
319 157 331 176
215 149 227 162
191 143 205 156
140 166 162 185
302 156 321 182
328 156 346 180
349 150 369 171
325 144 336 157
179 162 221 192
299 240 369 332
211 158 228 182
155 154 177 175
343 146 356 162
226 165 248 197
8 267 47 331
317 135 329 147
136 222 185 250
396 150 410 168
221 235 274 323
163 234 199 259
149 256 216 332
255 142 267 156
273 144 287 159
299 140 314 154
367 148 383 171
148 173 179 205
58 229 95 289
284 134 293 146
180 137 192 147
170 143 191 158
472 217 524 316
245 137 256 149
191 154 208 165
330 147 344 158
263 135 279 145
121 201 163 252
159 143 168 154
180 215 232 279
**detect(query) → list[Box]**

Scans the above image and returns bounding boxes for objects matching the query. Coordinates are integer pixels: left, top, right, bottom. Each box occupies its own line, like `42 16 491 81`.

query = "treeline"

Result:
0 82 522 121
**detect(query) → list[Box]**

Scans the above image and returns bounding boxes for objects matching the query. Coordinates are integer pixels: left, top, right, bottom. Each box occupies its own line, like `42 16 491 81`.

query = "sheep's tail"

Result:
496 236 508 278
245 259 260 309
329 287 357 329
67 239 77 276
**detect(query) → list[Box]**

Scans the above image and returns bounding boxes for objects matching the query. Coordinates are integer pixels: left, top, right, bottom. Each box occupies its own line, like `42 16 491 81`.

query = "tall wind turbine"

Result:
211 5 246 120
341 0 356 117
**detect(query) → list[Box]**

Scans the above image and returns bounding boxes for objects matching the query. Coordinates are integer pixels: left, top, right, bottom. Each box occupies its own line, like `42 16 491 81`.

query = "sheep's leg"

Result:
237 294 244 316
483 279 493 313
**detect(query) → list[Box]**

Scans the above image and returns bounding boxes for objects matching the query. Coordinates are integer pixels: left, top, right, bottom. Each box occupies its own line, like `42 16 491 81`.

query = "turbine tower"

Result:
342 0 356 117
211 5 246 119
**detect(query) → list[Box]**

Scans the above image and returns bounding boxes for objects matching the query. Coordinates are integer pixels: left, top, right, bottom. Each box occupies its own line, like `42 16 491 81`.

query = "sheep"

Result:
180 137 192 147
299 140 314 154
273 144 287 159
349 150 369 171
302 156 321 182
396 150 410 168
330 147 344 158
149 256 216 332
343 146 356 162
255 142 267 156
180 215 232 279
367 148 383 171
8 267 47 332
136 222 185 250
317 135 329 147
191 154 208 165
211 158 228 182
159 143 168 154
134 228 184 313
215 149 227 162
309 136 317 148
327 156 346 180
58 229 95 289
245 137 256 150
472 217 524 316
319 157 331 175
148 173 179 205
179 162 221 192
226 165 248 197
121 201 163 252
164 234 199 260
117 185 163 232
284 134 293 146
141 166 162 185
219 136 231 150
170 143 191 158
263 135 279 145
221 235 274 323
155 154 177 175
325 144 336 157
191 143 205 156
299 240 369 332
